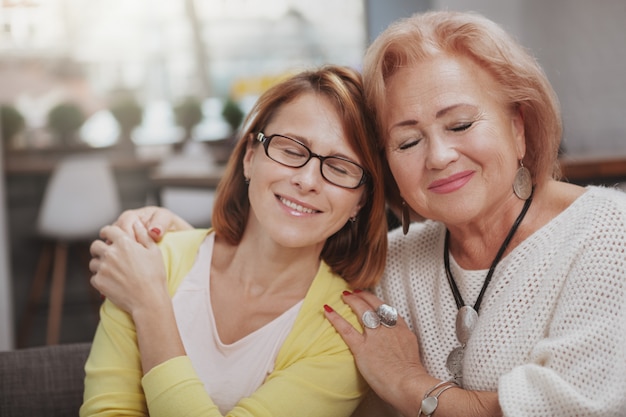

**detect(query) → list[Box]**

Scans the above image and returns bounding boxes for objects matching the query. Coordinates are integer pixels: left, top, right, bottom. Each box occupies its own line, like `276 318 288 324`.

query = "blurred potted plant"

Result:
204 96 244 164
1 104 26 150
47 102 86 147
109 95 142 153
173 96 203 152
221 97 244 137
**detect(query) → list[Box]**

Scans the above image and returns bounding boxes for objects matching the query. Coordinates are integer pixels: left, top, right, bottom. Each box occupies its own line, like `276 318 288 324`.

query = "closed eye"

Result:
283 147 307 158
450 122 473 132
398 139 421 151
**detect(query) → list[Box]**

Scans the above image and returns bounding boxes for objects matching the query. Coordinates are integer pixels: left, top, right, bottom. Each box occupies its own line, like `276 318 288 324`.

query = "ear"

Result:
511 106 526 159
350 205 362 220
350 194 366 220
242 134 256 179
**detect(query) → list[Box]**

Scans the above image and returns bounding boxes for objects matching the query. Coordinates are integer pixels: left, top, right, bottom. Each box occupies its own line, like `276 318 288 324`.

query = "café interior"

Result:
0 0 625 353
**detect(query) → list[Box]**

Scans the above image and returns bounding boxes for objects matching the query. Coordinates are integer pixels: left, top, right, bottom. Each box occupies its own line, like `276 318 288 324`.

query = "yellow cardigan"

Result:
81 229 368 417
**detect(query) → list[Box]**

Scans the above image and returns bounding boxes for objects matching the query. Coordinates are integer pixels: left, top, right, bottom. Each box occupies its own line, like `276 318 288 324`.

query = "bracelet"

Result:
419 380 459 417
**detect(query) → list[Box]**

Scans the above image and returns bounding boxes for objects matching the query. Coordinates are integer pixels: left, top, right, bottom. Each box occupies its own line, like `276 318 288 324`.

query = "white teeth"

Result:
280 197 316 214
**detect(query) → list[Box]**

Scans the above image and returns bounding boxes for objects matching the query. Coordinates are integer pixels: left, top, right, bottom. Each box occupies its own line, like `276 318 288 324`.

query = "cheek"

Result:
387 152 424 193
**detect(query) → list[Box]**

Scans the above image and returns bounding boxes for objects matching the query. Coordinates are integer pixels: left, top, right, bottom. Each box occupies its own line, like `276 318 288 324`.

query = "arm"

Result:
325 290 501 417
85 226 367 417
90 222 185 373
497 228 626 416
82 222 200 416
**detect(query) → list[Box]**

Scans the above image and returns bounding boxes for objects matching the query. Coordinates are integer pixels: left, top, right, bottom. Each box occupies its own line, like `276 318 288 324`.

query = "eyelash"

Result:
450 122 473 132
398 139 421 151
394 121 474 151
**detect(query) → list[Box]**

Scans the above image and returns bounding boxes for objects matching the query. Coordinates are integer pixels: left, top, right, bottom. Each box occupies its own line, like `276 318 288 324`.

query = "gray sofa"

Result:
0 342 91 417
0 342 395 417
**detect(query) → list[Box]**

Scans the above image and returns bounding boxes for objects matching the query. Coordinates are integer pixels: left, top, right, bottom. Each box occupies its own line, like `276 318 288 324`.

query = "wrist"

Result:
391 373 441 417
418 379 459 417
130 294 171 323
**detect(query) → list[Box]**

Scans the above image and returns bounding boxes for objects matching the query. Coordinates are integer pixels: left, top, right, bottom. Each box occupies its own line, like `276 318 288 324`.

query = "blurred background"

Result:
1 0 625 350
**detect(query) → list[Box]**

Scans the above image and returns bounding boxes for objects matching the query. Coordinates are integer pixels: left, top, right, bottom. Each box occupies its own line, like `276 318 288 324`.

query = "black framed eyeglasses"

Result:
257 132 367 189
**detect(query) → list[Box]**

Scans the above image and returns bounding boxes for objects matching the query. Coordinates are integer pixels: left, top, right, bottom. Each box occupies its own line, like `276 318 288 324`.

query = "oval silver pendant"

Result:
446 346 464 378
455 305 478 344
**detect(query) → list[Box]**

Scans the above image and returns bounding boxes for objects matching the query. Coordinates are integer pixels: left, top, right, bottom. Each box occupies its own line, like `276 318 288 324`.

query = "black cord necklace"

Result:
444 192 533 382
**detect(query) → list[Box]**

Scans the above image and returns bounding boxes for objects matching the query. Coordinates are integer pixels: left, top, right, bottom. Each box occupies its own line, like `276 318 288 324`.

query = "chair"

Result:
160 187 215 228
155 152 216 228
19 155 121 346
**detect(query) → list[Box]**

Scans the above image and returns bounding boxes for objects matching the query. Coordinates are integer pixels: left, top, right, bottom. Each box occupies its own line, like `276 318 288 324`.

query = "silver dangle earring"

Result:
244 176 250 185
401 200 410 235
513 160 532 200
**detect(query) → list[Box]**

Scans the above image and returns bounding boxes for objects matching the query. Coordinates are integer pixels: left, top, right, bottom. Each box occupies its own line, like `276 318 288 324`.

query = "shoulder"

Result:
284 262 357 349
582 186 626 212
565 186 626 231
158 228 212 293
159 228 212 251
300 262 354 322
386 220 445 264
159 228 211 260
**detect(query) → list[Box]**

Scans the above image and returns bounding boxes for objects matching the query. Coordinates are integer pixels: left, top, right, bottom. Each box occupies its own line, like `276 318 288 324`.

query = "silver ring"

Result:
376 304 398 328
361 310 381 329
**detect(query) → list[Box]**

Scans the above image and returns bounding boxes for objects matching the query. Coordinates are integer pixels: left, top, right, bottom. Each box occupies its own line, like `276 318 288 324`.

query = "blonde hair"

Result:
212 65 387 289
363 11 562 211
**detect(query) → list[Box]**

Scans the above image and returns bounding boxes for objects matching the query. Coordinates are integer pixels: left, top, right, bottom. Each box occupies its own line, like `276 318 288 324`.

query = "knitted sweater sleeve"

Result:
498 188 626 416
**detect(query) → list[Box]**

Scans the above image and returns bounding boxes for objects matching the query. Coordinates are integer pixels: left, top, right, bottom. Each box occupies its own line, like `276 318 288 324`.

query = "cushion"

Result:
0 342 91 417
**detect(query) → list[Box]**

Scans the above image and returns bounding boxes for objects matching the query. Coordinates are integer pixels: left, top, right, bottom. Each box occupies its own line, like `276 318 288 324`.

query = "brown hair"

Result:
363 10 563 212
211 65 387 289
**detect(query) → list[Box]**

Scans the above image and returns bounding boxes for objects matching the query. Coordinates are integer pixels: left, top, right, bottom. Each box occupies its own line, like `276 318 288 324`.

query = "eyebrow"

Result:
280 133 359 162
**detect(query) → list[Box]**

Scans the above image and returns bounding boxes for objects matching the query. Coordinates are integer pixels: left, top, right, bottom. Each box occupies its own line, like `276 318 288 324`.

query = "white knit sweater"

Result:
376 186 626 416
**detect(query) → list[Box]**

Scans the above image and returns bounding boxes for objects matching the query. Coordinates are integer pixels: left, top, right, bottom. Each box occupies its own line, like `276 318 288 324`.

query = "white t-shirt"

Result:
172 233 303 414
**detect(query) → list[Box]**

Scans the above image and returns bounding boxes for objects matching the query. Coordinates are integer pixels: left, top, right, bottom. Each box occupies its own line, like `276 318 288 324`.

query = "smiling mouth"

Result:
428 171 474 193
279 196 319 214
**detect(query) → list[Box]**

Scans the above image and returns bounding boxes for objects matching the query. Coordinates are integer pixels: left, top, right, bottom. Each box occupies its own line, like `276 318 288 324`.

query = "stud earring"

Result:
513 160 532 200
401 200 410 235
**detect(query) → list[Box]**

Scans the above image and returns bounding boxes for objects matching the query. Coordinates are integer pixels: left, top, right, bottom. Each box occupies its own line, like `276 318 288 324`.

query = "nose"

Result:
425 135 459 170
291 156 323 192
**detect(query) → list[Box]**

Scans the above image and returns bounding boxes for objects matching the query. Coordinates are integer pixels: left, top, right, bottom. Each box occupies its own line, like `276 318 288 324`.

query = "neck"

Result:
212 233 321 297
444 193 533 311
446 196 533 270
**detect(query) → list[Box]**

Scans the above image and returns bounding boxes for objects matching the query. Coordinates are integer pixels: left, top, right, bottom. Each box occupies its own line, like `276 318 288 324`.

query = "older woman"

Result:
326 10 626 417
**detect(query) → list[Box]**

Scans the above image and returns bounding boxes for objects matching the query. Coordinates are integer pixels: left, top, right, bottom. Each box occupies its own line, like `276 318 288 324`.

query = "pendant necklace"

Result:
444 193 533 383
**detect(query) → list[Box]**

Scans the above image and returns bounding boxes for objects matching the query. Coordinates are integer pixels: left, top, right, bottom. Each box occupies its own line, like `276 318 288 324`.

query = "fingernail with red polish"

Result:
150 227 162 237
323 304 334 313
342 290 352 296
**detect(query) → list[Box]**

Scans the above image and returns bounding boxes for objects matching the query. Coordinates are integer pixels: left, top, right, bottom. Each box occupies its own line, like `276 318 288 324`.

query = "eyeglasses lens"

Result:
265 134 364 189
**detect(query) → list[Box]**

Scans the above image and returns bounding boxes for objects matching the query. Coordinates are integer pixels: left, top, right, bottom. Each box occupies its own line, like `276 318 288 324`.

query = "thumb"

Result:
133 221 156 249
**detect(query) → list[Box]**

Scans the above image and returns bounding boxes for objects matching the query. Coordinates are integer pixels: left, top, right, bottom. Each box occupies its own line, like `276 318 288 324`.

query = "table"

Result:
4 150 161 175
148 155 227 208
149 167 225 189
558 153 626 185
